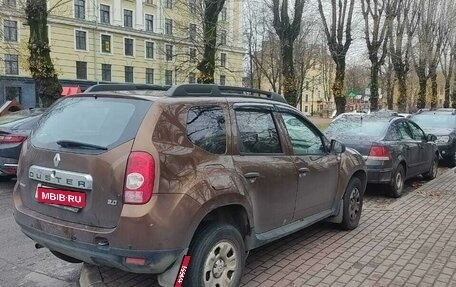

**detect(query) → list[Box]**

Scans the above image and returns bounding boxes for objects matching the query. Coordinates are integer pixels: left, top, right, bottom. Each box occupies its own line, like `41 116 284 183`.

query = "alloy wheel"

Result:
349 187 361 222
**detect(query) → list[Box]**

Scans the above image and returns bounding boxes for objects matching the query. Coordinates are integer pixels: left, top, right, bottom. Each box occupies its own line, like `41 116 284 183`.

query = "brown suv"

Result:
13 84 366 287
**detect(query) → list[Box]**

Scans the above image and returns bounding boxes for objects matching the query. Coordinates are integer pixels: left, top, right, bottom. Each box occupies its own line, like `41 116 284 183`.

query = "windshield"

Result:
32 97 152 151
325 118 389 138
412 114 455 129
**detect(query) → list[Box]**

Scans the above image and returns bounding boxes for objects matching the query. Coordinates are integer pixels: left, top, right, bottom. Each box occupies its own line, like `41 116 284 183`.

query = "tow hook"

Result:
35 243 44 249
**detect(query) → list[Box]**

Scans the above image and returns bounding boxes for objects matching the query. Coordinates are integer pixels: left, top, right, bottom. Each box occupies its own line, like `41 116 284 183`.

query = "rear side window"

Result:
32 97 152 151
187 106 226 154
235 110 282 154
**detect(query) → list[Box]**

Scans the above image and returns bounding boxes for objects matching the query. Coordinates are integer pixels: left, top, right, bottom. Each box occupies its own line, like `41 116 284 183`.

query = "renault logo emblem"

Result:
53 153 61 167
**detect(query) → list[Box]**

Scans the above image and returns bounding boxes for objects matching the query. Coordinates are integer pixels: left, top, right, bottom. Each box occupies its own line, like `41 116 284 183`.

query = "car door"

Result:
231 104 298 234
396 120 421 177
407 120 433 173
279 110 339 220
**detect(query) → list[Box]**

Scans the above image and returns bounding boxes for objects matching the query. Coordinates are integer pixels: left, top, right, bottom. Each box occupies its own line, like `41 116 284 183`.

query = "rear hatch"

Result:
18 96 152 228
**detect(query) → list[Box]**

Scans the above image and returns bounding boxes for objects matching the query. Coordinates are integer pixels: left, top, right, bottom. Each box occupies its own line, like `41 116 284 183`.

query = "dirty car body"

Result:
13 84 367 285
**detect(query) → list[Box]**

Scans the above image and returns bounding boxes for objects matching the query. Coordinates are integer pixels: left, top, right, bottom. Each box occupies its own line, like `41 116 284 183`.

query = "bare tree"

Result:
271 0 305 107
441 42 455 108
318 0 356 115
412 0 450 109
388 0 419 112
361 0 397 111
382 56 395 110
295 18 320 107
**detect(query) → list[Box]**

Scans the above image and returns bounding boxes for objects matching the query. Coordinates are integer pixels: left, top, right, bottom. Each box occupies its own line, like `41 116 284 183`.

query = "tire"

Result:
50 250 83 263
423 154 439 180
389 165 405 198
339 177 364 230
445 152 456 168
183 223 245 287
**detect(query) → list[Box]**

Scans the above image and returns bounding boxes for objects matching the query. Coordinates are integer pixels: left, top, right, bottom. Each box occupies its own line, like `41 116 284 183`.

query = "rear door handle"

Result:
298 167 310 174
244 172 260 179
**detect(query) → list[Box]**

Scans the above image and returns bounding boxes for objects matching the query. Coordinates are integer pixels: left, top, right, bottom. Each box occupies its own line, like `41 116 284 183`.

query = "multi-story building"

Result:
0 0 244 107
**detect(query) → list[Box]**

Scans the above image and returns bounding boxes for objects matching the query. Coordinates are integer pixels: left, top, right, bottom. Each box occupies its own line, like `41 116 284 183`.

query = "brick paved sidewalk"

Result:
81 169 456 287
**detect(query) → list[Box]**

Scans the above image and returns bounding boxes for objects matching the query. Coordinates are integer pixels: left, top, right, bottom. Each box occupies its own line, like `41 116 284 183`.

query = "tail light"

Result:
0 135 26 144
124 152 155 204
368 145 390 161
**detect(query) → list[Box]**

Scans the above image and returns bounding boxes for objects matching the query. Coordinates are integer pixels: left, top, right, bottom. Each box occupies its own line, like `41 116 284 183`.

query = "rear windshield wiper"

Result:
56 140 108 150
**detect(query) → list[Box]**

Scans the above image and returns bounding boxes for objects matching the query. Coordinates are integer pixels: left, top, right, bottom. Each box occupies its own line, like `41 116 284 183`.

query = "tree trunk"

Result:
430 72 438 109
369 63 380 111
452 73 456 108
197 0 225 84
397 74 407 112
386 64 394 110
26 0 61 108
281 38 297 107
333 60 346 115
417 77 427 109
444 77 451 108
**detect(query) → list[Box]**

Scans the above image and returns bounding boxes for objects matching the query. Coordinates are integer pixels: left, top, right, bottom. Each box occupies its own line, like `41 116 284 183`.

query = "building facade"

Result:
0 0 244 107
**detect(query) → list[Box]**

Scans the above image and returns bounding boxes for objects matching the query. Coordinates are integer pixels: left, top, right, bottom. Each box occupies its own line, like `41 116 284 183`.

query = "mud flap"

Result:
157 248 188 287
326 200 343 224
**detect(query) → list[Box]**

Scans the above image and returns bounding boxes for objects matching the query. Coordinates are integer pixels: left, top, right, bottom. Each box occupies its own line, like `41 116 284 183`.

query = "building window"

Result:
101 34 111 53
5 54 18 75
74 0 85 19
4 0 17 7
189 0 197 13
124 38 134 56
125 66 134 82
3 20 17 42
220 30 227 45
220 53 226 68
76 61 87 80
165 70 173 85
190 48 197 62
75 30 87 50
145 14 154 32
101 64 111 81
100 4 110 24
145 41 154 59
220 75 226 86
124 9 133 28
221 7 227 21
146 68 154 84
189 24 197 41
189 72 196 84
165 44 173 61
165 18 173 35
165 0 172 9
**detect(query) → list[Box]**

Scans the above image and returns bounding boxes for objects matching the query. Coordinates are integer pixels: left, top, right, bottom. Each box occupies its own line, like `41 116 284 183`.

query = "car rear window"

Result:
32 97 152 151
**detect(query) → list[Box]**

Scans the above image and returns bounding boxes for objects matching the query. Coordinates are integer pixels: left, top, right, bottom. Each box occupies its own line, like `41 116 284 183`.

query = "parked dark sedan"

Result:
0 113 43 180
411 109 456 167
325 114 439 197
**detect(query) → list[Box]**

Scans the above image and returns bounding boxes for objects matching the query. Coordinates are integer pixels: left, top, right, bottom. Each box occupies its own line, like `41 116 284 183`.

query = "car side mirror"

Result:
426 134 437 142
331 139 346 154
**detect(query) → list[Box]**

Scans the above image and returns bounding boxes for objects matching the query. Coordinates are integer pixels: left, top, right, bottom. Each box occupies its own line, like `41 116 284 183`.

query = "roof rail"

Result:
84 84 170 93
437 108 456 114
166 84 288 104
83 83 289 104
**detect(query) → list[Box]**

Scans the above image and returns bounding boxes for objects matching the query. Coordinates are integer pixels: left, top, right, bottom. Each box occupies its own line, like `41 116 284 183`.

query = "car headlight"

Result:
436 136 450 143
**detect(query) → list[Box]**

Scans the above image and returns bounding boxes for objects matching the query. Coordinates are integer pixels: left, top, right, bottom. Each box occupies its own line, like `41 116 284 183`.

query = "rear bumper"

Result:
17 221 183 274
0 156 18 176
13 187 202 274
366 168 393 184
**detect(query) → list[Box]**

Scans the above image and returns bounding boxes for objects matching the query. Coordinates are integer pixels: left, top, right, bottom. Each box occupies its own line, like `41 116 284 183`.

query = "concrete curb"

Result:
79 263 107 287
